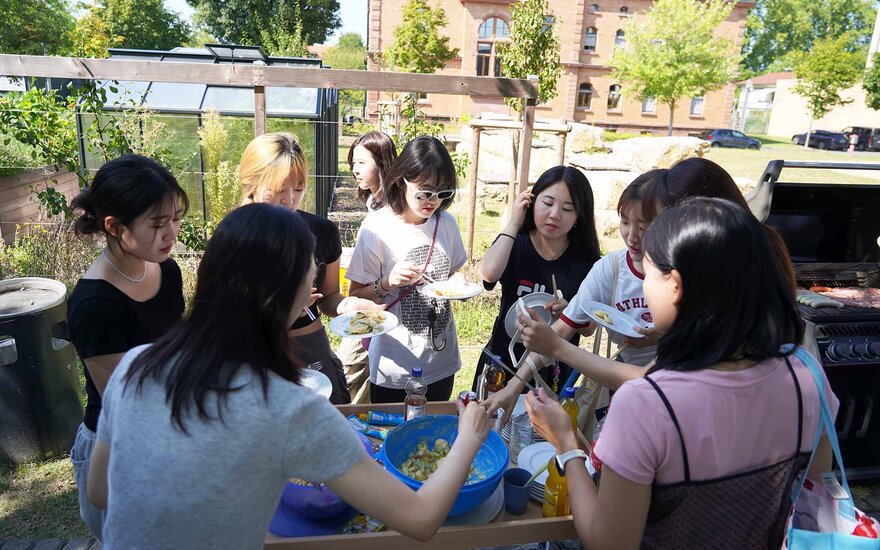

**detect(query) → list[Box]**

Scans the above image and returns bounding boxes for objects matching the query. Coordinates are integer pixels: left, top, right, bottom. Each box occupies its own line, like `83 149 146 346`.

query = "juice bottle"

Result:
479 359 505 400
542 457 570 517
560 386 579 430
404 367 427 420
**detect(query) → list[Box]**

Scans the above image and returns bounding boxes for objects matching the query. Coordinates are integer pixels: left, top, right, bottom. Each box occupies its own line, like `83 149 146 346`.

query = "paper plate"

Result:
442 483 504 526
329 310 398 339
579 300 645 339
299 368 332 399
420 281 483 301
503 292 555 342
517 442 556 486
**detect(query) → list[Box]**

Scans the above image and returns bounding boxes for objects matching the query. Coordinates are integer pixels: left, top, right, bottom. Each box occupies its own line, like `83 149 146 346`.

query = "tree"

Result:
98 0 191 50
793 36 862 147
742 0 874 75
188 0 340 48
865 54 880 111
260 0 309 57
609 0 736 136
383 0 458 73
0 0 74 55
69 8 123 58
323 32 367 117
495 0 562 111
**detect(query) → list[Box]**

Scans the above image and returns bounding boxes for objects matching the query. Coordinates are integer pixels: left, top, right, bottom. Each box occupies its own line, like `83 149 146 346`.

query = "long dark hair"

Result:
520 165 601 262
348 131 397 209
70 154 189 239
124 204 316 432
384 136 457 216
643 198 803 373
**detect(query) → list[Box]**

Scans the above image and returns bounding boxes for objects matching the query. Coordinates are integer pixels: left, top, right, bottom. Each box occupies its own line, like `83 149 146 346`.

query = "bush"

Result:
0 133 43 178
0 223 98 289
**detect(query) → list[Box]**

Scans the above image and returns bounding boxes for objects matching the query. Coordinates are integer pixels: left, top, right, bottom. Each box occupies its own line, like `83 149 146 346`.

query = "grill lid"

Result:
0 278 67 318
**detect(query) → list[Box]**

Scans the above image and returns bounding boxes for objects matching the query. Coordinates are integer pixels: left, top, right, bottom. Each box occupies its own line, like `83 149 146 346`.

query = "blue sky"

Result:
163 0 368 45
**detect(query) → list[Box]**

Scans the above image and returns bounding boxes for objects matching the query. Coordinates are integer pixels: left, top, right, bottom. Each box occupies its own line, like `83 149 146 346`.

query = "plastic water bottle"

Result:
404 367 427 420
508 410 533 465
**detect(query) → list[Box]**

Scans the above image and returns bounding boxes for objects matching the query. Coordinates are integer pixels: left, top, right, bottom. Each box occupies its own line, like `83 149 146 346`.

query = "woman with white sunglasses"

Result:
347 136 468 403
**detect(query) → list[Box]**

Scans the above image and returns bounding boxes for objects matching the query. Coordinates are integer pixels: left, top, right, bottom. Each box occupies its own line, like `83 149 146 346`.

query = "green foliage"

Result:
0 223 98 289
742 0 874 75
98 0 191 50
197 110 241 225
384 0 458 74
864 54 880 111
496 0 562 111
794 36 862 121
396 94 443 146
183 27 217 48
323 32 367 117
609 0 736 135
259 0 309 57
68 6 123 58
0 0 74 55
0 132 44 178
177 218 211 251
188 0 340 48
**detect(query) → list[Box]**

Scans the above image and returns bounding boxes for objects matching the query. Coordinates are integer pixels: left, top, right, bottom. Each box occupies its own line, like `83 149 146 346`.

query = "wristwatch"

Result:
555 449 588 476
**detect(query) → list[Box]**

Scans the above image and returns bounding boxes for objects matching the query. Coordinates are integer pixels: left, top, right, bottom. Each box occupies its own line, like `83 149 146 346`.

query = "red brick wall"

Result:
0 168 80 244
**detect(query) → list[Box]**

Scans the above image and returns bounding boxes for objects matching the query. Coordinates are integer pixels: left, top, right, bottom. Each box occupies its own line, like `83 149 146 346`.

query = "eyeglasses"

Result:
404 178 456 201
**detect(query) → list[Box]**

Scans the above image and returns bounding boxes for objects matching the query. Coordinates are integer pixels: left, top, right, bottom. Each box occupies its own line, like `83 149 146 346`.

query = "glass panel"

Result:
476 56 489 76
479 19 492 39
99 80 150 108
642 97 655 113
608 86 621 110
577 85 592 109
478 43 492 54
588 4 599 13
584 28 597 52
144 82 206 111
498 20 509 38
202 87 254 114
690 97 704 115
267 87 319 116
267 118 317 213
615 30 626 48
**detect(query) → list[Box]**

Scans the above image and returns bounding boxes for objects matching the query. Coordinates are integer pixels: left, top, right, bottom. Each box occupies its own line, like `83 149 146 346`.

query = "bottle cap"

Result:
412 367 423 377
358 413 368 421
563 387 575 398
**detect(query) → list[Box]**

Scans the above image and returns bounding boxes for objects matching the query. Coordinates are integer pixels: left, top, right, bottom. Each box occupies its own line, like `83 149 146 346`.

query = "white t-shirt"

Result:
346 209 467 388
561 249 656 366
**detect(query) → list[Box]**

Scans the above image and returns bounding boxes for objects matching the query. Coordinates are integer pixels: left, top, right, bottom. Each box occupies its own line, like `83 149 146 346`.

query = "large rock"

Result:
567 123 605 155
609 136 710 172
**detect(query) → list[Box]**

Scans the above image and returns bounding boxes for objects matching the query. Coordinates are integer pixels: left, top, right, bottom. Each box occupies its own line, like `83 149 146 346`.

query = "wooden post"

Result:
557 133 567 166
516 98 537 194
507 130 519 215
465 127 482 260
254 86 266 137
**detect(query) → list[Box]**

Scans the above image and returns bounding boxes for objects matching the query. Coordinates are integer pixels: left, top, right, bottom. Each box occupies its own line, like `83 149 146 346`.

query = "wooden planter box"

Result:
0 167 79 244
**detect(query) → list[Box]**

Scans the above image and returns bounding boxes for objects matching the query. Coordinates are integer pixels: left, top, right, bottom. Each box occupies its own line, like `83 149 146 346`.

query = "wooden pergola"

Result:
0 54 540 251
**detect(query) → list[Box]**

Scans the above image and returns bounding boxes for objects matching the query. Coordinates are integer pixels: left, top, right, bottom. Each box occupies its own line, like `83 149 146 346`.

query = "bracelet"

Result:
373 277 388 298
498 233 515 241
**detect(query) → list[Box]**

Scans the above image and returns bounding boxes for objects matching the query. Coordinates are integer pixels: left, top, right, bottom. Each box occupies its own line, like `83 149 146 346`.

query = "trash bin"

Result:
0 277 82 464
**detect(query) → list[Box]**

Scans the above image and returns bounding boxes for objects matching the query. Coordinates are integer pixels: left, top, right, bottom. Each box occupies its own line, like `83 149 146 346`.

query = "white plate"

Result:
329 311 399 339
442 483 504 526
504 293 555 342
420 281 483 301
299 368 332 399
517 442 556 486
579 300 645 339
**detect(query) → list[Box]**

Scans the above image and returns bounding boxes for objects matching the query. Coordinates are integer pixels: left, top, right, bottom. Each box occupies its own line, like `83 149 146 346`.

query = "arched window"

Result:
476 17 509 76
619 6 629 13
608 84 622 110
577 83 593 110
583 27 598 52
615 29 626 48
588 4 599 13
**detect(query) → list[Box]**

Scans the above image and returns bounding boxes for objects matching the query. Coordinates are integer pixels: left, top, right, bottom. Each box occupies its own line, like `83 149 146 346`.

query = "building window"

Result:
475 17 509 77
577 83 593 110
641 96 656 113
588 4 599 13
620 6 629 13
583 27 598 52
543 16 556 30
615 30 626 48
608 85 622 110
690 97 705 116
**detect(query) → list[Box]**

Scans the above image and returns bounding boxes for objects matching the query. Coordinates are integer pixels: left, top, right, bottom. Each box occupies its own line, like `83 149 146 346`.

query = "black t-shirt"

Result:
477 232 597 392
68 259 185 431
289 210 342 330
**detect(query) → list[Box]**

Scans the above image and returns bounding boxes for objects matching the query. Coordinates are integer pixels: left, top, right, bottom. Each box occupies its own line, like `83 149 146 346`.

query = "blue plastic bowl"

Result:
379 415 509 517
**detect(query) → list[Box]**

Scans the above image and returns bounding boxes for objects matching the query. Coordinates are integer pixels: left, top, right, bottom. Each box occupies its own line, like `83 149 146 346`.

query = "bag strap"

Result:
789 345 856 521
386 215 440 310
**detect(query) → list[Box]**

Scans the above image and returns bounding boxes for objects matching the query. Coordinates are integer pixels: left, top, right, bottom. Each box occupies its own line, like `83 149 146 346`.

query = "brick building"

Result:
366 0 753 133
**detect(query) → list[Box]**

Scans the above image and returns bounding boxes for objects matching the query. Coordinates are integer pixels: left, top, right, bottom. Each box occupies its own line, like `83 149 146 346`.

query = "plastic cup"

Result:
503 467 533 515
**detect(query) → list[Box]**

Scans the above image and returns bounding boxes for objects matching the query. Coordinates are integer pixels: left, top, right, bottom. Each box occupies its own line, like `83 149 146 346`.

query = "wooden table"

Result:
264 402 576 549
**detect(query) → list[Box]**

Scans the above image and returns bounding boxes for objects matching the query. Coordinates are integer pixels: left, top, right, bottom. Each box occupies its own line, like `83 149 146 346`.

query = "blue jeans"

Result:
70 422 105 542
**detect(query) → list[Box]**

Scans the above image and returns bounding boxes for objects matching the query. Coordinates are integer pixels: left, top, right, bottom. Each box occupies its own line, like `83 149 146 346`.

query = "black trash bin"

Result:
0 277 82 464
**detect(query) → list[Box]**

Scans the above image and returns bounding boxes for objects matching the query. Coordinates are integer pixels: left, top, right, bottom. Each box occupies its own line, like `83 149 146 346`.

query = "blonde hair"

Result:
238 132 308 203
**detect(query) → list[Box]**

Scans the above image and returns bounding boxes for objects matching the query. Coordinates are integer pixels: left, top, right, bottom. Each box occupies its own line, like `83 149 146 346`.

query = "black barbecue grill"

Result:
748 160 880 479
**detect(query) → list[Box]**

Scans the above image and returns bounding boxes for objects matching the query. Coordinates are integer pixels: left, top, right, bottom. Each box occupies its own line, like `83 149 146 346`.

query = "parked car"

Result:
695 128 762 149
791 130 848 151
842 126 880 151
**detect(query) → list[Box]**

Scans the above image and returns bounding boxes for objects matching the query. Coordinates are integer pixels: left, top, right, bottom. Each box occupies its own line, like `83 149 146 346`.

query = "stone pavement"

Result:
0 539 100 550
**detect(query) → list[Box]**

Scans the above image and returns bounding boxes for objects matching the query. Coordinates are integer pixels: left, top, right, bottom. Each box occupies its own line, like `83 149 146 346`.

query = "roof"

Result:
739 71 795 87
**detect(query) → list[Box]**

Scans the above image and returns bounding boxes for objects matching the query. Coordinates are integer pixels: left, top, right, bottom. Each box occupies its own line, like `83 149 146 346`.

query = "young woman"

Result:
523 198 836 549
347 136 467 403
239 132 377 404
87 204 490 549
67 154 187 540
475 165 601 395
339 131 398 404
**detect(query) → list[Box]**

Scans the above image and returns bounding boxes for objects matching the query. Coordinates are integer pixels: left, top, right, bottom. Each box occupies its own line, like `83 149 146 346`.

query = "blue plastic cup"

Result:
503 467 533 515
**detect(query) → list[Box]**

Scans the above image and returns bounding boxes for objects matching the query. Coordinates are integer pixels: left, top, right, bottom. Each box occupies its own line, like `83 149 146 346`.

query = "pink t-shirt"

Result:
594 354 839 485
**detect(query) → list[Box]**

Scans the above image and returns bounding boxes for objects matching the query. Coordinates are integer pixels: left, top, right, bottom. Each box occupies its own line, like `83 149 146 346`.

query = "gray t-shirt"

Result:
97 345 365 549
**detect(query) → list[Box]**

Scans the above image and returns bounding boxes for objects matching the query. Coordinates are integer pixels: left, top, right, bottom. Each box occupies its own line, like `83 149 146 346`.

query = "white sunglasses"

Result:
404 178 456 201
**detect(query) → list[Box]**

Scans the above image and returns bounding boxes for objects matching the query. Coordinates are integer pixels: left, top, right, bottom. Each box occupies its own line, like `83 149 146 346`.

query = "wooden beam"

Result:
465 127 482 260
517 99 537 194
557 133 567 166
254 85 266 137
0 55 538 98
470 119 570 133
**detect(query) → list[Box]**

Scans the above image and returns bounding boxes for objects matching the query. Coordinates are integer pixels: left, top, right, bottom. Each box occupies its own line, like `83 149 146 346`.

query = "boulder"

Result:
609 136 710 172
567 123 605 155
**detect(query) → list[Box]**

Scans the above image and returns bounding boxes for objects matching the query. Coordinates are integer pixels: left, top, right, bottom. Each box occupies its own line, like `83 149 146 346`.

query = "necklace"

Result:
102 250 147 283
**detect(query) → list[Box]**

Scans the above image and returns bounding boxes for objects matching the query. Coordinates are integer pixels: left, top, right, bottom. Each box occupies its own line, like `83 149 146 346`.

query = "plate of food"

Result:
579 300 645 339
420 280 483 300
329 310 398 338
